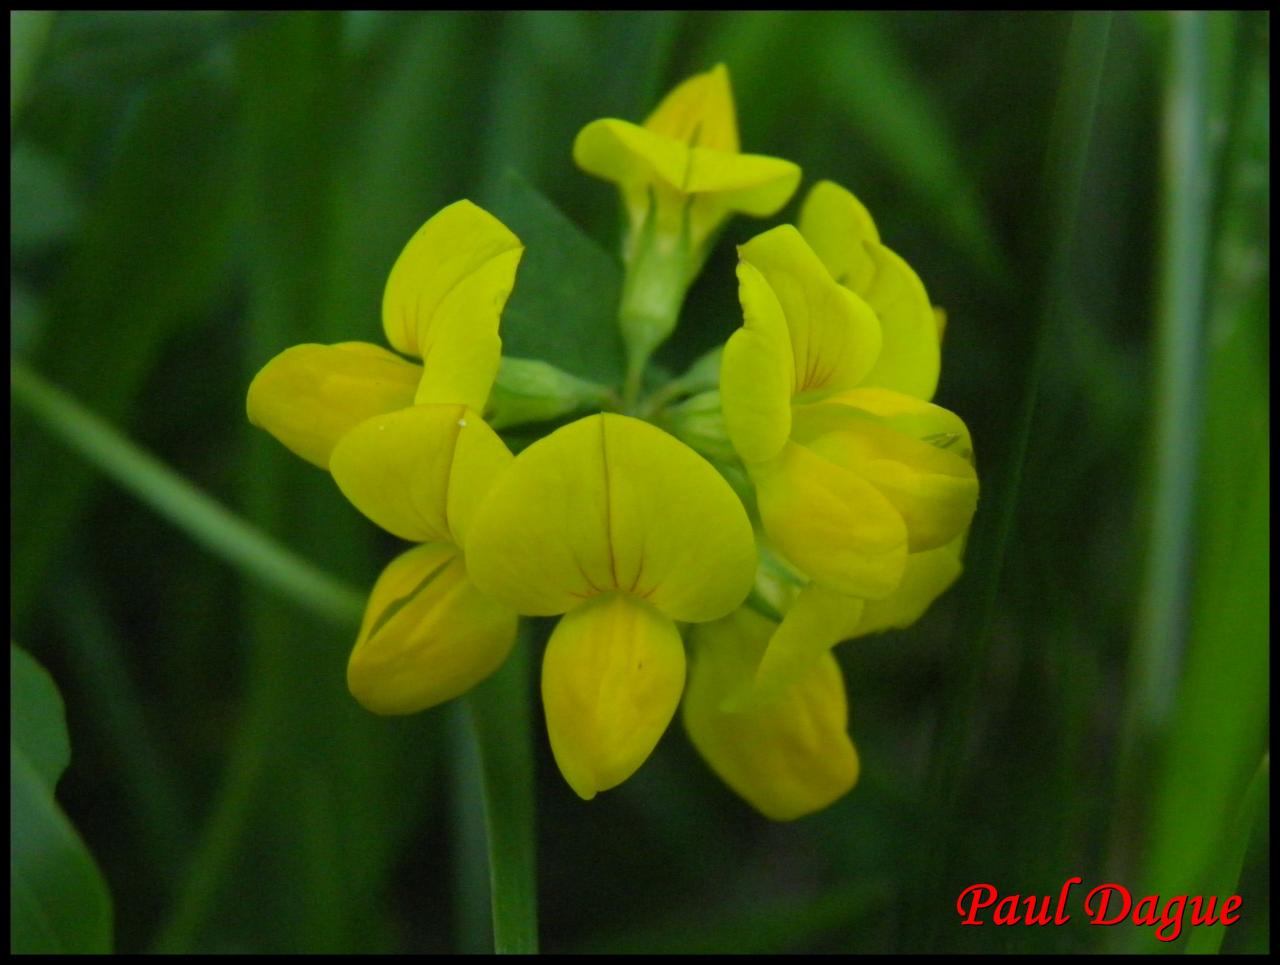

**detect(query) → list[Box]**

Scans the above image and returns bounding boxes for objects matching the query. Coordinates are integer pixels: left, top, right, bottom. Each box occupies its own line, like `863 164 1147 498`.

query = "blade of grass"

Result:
1121 9 1211 758
9 362 365 625
465 632 539 954
1124 13 1269 950
449 700 494 954
1186 753 1269 954
909 12 1113 949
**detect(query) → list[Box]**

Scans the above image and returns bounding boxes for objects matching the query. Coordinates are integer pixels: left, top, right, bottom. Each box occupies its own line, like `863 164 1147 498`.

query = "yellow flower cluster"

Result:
247 65 977 820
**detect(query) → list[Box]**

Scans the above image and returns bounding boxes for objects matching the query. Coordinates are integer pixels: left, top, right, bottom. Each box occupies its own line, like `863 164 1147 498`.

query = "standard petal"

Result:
246 342 421 468
794 400 978 552
801 182 940 399
738 225 881 398
542 594 685 799
754 441 908 599
329 404 511 544
683 607 859 821
851 538 964 638
348 543 518 715
643 63 739 153
721 262 794 465
798 180 880 292
465 414 756 622
381 200 523 364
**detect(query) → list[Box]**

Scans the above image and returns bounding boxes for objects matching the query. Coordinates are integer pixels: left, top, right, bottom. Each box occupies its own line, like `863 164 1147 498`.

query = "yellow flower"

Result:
720 188 979 697
465 413 757 800
682 606 859 821
246 200 524 714
574 63 801 261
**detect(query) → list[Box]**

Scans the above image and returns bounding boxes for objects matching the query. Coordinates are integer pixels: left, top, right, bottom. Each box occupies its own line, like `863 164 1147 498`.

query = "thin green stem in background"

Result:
465 633 539 954
1122 9 1211 757
9 361 366 626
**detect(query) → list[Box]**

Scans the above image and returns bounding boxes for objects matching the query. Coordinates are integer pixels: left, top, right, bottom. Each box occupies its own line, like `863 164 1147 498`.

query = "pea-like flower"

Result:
574 63 801 262
246 201 524 714
465 413 757 800
721 185 979 696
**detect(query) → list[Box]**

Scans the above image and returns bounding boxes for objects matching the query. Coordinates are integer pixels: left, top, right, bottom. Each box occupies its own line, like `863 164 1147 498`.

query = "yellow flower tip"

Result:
684 608 859 821
381 200 524 398
464 412 756 623
246 342 422 469
573 68 800 248
347 543 518 716
644 63 739 154
542 593 686 799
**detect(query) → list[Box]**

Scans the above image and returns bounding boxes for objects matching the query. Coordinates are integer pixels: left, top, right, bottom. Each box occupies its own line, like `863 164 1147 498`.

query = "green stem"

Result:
617 226 691 413
465 633 539 953
9 361 364 625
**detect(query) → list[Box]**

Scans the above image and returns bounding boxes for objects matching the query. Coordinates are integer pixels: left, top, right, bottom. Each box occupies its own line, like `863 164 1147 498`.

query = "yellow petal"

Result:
801 181 940 399
749 583 865 704
573 120 798 211
466 414 756 622
348 543 518 715
798 180 880 294
246 342 421 469
381 200 523 380
329 404 512 544
413 245 524 411
683 607 859 821
644 63 739 153
852 538 964 638
821 386 975 463
721 262 794 464
738 225 881 398
793 400 978 552
574 119 692 194
754 441 908 599
541 593 685 799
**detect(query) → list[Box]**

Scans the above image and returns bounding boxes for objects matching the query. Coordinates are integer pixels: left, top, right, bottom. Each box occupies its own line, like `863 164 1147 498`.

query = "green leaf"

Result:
10 645 70 790
485 169 625 386
10 644 113 954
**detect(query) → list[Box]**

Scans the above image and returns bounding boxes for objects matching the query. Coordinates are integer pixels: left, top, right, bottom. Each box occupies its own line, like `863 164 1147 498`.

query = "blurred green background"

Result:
10 10 1269 954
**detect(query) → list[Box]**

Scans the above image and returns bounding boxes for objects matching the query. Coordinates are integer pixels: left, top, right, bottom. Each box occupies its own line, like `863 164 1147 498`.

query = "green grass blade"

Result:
466 634 539 954
1186 753 1269 954
1126 12 1269 950
9 362 365 625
